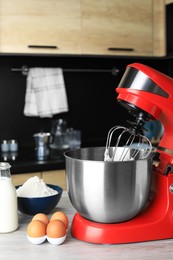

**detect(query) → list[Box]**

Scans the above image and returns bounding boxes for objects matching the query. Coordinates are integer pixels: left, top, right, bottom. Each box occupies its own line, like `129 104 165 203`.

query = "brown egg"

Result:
32 213 49 226
50 211 68 229
27 220 46 238
46 219 66 238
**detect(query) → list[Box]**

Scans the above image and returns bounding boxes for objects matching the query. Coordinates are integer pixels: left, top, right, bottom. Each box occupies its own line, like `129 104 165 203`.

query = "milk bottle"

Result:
0 162 18 233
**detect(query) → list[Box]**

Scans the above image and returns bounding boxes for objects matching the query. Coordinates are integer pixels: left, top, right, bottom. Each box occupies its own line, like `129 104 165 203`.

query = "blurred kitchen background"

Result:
0 55 169 147
0 0 173 186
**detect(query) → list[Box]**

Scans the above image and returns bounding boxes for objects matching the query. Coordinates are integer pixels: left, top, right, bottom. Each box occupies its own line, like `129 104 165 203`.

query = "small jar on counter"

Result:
1 140 10 152
9 139 18 152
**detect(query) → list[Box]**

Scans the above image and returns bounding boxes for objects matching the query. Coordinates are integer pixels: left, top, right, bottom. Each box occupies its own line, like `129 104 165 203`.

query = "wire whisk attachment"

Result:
104 125 152 162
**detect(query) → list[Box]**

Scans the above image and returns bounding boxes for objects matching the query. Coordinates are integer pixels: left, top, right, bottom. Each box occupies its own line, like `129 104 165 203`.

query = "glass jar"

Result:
0 162 18 233
1 140 10 152
9 139 18 152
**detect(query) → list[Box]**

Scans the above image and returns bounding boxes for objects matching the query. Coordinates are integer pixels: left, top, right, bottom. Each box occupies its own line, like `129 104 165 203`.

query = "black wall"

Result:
0 54 170 148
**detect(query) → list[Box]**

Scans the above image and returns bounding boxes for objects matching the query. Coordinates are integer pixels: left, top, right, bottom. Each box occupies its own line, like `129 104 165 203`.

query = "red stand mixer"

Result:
68 63 173 244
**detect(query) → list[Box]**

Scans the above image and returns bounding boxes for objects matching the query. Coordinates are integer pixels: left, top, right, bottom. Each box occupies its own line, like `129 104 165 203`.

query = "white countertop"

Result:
1 192 173 260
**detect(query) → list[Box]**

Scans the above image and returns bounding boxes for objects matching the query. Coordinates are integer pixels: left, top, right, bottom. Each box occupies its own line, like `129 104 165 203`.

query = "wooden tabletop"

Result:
1 191 173 260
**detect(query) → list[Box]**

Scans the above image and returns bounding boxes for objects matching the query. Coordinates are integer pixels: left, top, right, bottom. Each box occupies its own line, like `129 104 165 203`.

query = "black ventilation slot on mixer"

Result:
164 165 173 175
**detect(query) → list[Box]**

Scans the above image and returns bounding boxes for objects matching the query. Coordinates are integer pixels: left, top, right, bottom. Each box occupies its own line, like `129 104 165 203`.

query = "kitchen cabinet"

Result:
42 170 66 190
153 0 166 56
12 172 42 186
165 0 173 4
12 170 67 190
0 0 165 56
0 0 81 54
81 0 165 56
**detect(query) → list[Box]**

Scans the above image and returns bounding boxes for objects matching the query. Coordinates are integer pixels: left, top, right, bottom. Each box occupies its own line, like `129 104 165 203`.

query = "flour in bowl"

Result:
16 176 58 197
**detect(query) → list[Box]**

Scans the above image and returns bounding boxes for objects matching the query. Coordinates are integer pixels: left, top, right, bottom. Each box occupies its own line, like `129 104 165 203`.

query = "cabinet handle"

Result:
108 47 134 52
28 45 58 49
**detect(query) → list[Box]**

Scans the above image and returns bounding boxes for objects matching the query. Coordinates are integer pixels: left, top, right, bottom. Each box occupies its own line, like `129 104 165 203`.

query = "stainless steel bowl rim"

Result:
64 147 152 163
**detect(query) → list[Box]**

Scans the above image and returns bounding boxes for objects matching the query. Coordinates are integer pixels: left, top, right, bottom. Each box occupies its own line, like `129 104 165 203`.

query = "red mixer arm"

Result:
128 63 173 94
116 63 173 169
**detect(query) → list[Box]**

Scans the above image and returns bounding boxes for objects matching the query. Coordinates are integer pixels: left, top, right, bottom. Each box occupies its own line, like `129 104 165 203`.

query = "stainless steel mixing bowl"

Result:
64 147 152 223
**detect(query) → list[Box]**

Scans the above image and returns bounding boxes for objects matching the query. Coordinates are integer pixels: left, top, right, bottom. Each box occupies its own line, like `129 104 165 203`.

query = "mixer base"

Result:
71 171 173 244
71 212 173 244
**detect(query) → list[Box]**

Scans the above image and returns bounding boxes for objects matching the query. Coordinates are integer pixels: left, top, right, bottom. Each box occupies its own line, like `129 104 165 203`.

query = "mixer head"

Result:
116 63 173 122
116 64 166 121
116 63 173 171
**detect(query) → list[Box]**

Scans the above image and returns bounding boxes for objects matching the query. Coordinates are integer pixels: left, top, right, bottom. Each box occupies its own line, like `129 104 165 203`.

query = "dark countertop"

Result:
0 138 105 174
0 146 65 174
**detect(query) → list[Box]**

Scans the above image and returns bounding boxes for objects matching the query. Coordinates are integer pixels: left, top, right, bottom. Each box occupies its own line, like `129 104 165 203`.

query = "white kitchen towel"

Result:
23 68 69 118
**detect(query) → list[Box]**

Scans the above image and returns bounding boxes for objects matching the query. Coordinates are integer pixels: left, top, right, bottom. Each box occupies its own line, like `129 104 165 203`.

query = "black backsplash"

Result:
0 54 170 148
166 3 173 56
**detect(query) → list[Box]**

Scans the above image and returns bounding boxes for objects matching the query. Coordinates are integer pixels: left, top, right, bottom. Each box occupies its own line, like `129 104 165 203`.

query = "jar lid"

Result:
9 139 18 144
1 140 8 144
0 162 11 169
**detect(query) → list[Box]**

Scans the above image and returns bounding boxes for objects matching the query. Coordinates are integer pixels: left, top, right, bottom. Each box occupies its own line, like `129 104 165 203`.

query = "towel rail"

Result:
11 66 120 76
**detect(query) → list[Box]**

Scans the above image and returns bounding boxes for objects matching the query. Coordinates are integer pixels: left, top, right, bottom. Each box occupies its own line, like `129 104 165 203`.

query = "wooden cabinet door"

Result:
81 0 154 56
0 0 81 54
0 0 165 56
